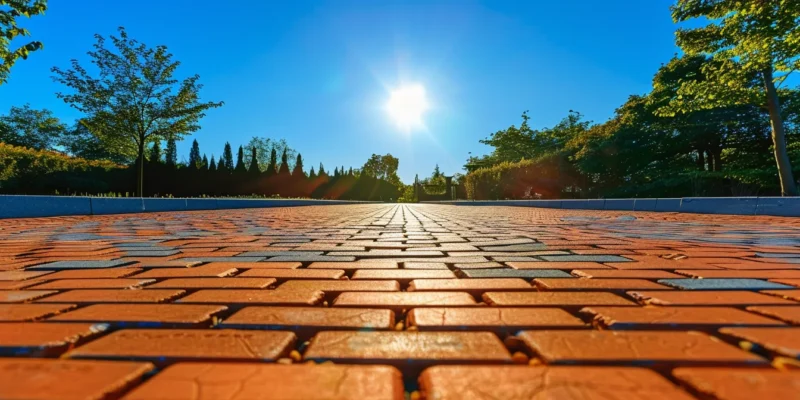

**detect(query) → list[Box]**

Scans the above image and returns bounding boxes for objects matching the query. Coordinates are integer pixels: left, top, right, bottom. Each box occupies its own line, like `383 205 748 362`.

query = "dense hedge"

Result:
464 154 800 200
0 143 400 200
142 162 399 200
465 157 576 200
0 143 122 193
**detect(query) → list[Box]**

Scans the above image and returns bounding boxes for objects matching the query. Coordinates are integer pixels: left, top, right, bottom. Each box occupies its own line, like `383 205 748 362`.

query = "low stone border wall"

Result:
424 197 800 217
0 195 374 219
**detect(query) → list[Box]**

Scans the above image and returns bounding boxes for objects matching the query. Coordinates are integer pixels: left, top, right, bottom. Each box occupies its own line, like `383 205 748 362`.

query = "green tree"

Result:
292 153 304 176
248 146 259 174
189 139 201 169
209 155 217 172
216 150 227 173
148 140 162 163
432 164 443 179
266 148 278 176
51 27 222 196
309 167 317 179
244 137 296 171
222 142 234 171
665 0 800 195
165 135 177 167
61 121 130 164
1 0 47 85
235 145 246 173
468 112 537 169
361 153 402 187
201 154 209 171
278 148 290 175
0 104 66 150
318 163 326 177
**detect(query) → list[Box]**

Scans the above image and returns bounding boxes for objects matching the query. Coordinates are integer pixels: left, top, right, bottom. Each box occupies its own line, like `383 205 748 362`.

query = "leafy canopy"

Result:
0 0 47 84
51 27 223 159
0 104 66 150
661 0 800 113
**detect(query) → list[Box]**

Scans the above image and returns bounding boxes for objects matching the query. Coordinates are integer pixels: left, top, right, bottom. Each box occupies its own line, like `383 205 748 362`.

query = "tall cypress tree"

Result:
248 146 259 173
292 154 304 176
148 140 162 163
266 148 278 176
209 156 217 172
222 142 234 170
278 148 290 175
235 145 247 173
318 163 326 177
309 167 316 179
201 154 209 171
165 136 178 167
217 146 228 173
189 139 201 169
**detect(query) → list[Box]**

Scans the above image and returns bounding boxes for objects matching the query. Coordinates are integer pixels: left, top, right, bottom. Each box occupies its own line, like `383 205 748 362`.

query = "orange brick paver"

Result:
518 330 766 366
304 331 512 371
122 363 404 400
47 304 228 327
720 327 800 359
0 358 153 400
673 368 800 399
2 203 800 397
220 306 394 338
420 366 696 400
67 329 296 364
0 322 108 356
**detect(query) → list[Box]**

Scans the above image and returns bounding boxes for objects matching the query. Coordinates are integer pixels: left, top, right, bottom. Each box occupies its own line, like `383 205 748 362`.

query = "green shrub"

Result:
465 158 566 200
0 142 122 193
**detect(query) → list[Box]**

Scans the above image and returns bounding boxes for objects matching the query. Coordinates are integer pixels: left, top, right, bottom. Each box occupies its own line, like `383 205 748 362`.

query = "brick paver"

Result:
673 368 800 399
123 363 404 400
0 323 108 356
304 331 512 371
176 289 324 306
747 305 800 325
220 306 394 339
2 203 800 397
0 358 152 400
408 307 585 333
0 304 76 321
720 327 800 359
67 329 296 364
35 289 186 303
420 366 696 400
581 306 786 330
333 291 477 311
47 304 227 327
518 330 766 366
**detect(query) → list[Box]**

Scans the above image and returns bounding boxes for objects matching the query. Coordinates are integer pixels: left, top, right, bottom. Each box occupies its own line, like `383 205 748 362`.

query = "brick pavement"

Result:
0 204 799 399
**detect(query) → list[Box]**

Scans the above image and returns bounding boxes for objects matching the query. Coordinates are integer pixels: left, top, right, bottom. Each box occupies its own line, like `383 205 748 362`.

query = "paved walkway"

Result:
1 204 799 399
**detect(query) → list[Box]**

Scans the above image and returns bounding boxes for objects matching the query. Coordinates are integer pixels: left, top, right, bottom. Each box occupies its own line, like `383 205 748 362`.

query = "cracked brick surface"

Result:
1 204 800 398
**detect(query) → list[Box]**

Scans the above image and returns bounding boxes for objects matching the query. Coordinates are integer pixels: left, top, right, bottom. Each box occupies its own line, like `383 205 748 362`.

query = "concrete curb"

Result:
0 195 376 219
422 196 800 217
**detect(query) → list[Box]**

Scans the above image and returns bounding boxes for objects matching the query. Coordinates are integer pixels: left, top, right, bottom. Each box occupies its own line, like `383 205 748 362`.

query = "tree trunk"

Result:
697 149 705 171
763 68 799 196
706 150 714 172
137 140 145 197
712 148 723 172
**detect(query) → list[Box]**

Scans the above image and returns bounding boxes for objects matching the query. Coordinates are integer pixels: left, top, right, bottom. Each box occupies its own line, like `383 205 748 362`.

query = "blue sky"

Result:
2 0 681 182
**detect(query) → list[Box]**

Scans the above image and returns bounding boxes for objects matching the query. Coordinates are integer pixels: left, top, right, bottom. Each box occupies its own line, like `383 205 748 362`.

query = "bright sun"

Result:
386 84 429 130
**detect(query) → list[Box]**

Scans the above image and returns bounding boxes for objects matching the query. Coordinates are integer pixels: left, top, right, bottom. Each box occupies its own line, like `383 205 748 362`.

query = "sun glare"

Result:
386 84 429 130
